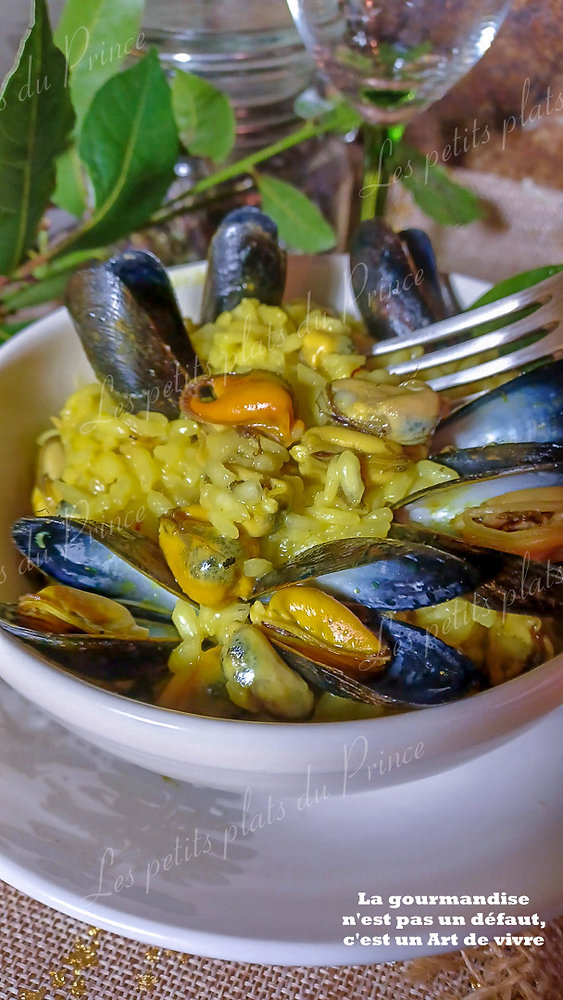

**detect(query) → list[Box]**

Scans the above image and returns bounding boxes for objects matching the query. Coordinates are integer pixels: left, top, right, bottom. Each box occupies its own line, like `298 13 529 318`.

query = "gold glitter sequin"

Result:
64 936 99 970
137 972 158 992
49 969 67 988
19 991 46 1000
69 974 87 998
144 946 161 963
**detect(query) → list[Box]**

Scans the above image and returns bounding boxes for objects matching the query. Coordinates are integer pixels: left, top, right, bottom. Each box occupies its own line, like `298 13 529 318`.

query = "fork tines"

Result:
367 272 562 392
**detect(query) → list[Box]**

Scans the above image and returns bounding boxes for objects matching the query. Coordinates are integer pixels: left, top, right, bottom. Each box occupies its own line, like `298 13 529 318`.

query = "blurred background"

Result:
1 0 561 279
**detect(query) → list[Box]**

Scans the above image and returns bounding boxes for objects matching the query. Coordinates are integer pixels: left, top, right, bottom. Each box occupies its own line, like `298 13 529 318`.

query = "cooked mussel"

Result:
349 219 438 341
393 465 563 560
0 585 179 681
452 487 563 562
253 535 490 611
158 510 257 606
16 584 150 637
252 589 481 708
12 516 184 619
430 359 563 454
324 374 444 445
220 623 314 719
200 207 287 324
65 250 200 419
255 586 391 676
180 370 305 446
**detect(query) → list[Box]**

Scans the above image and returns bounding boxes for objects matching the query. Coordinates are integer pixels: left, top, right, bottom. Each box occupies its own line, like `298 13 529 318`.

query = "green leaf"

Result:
470 264 563 309
2 270 75 311
171 70 235 162
0 0 75 274
54 0 145 130
294 91 361 133
321 99 362 134
256 174 335 253
53 146 88 216
466 264 563 358
0 320 29 343
66 50 178 253
2 249 108 312
395 145 482 227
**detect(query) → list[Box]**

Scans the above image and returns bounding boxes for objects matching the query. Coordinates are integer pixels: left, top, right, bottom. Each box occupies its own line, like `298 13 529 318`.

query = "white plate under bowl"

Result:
0 679 561 965
0 257 562 795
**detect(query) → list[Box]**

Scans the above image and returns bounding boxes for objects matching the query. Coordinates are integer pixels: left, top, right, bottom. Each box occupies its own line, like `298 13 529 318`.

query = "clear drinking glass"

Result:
287 0 512 218
287 0 513 124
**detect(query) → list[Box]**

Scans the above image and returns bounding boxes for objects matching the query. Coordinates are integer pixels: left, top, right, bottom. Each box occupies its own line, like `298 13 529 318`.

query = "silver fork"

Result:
367 272 563 392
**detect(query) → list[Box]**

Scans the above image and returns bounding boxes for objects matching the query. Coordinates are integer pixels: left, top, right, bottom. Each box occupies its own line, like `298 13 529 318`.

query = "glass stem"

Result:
361 123 406 221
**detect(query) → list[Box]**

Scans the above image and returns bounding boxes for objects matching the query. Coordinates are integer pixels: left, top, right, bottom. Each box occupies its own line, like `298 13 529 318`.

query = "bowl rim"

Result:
0 258 562 775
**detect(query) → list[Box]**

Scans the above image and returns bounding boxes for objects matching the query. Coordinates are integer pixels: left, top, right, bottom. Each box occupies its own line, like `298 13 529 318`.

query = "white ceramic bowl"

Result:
0 257 562 795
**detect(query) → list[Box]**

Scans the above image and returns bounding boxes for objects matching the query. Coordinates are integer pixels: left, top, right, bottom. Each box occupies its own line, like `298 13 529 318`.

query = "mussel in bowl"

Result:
3 214 562 723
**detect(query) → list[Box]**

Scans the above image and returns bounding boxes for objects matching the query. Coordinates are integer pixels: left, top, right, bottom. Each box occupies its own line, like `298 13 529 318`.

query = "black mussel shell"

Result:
12 517 184 619
274 613 482 708
374 616 483 706
389 522 563 617
431 359 563 453
0 604 178 682
254 536 486 611
349 220 437 341
399 228 453 320
65 250 200 418
393 465 563 534
200 207 287 323
432 442 563 478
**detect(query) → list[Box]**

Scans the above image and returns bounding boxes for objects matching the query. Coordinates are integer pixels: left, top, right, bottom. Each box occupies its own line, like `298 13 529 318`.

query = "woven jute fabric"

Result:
1 882 561 999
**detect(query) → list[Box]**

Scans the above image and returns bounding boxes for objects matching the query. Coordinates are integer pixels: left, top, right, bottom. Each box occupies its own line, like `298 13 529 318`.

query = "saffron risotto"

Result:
32 298 552 720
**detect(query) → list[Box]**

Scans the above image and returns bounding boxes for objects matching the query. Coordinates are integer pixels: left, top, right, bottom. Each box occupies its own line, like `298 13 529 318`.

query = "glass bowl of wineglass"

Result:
287 0 513 215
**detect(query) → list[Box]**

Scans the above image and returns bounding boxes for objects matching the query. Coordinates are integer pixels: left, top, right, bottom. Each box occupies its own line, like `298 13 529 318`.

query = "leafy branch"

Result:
0 0 482 329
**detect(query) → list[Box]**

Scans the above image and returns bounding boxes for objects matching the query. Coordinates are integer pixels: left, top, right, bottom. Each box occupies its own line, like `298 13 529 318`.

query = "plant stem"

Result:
2 105 356 306
151 117 336 225
149 177 255 227
10 115 334 273
360 123 405 221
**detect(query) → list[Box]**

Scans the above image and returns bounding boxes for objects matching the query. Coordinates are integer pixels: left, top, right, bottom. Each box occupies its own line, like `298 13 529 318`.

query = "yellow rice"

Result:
31 297 551 720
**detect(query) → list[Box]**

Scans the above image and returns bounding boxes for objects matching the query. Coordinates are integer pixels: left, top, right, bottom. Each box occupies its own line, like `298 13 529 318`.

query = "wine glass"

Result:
287 0 513 215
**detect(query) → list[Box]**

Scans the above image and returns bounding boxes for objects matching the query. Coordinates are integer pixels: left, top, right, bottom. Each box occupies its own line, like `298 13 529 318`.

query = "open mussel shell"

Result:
324 376 443 445
65 250 200 419
0 603 178 682
393 465 563 534
431 359 563 454
200 207 287 323
12 517 185 619
433 442 563 478
273 615 482 709
349 220 437 341
389 522 563 616
253 536 485 611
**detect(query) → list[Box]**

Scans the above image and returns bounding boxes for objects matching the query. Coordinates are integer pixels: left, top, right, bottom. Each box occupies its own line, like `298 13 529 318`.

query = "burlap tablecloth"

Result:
1 880 561 999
